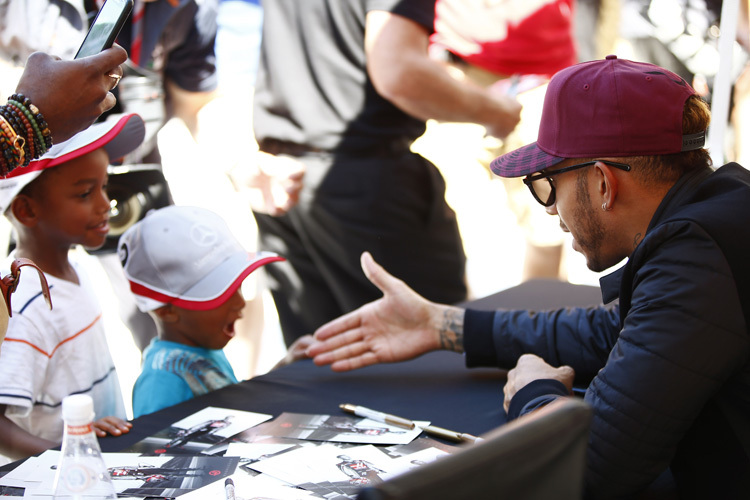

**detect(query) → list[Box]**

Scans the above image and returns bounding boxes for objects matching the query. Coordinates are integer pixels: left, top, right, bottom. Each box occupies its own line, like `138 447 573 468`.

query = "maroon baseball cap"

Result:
491 55 705 178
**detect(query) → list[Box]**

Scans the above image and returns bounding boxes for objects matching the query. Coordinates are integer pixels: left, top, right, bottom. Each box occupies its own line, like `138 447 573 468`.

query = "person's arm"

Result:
309 251 617 375
161 0 219 139
0 405 56 460
164 78 217 139
272 334 314 370
364 11 521 139
14 47 127 143
229 152 306 217
463 303 621 382
308 251 465 371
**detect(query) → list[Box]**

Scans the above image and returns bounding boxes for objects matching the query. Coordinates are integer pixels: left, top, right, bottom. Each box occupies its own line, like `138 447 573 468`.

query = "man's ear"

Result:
594 161 619 210
152 304 180 324
9 195 39 227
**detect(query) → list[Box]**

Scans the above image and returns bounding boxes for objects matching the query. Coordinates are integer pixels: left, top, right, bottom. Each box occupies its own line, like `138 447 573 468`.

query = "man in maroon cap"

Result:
307 56 750 498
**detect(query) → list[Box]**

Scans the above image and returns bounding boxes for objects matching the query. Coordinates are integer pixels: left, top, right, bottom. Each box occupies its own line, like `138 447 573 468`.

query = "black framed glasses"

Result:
1 258 52 317
523 160 631 207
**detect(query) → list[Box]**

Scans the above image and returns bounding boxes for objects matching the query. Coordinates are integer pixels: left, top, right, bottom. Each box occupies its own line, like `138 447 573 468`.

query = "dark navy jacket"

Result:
464 164 750 499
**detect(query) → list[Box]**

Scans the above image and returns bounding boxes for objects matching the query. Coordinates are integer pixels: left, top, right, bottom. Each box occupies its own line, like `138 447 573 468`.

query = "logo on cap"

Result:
190 223 218 247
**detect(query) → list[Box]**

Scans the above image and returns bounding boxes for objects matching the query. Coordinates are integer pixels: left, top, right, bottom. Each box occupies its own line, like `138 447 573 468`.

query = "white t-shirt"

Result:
0 257 126 444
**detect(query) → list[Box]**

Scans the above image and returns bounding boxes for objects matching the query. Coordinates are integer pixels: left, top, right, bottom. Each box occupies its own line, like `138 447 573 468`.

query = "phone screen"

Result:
75 0 134 59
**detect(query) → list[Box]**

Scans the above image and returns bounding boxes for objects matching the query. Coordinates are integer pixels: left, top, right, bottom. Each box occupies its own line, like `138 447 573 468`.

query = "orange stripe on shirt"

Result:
4 314 103 358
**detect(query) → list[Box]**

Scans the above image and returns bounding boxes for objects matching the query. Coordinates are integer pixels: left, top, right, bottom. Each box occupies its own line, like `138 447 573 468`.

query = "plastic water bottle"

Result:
52 394 117 499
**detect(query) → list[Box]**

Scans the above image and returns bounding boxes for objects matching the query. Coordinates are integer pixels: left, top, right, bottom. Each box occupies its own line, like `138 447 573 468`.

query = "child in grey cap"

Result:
119 205 312 417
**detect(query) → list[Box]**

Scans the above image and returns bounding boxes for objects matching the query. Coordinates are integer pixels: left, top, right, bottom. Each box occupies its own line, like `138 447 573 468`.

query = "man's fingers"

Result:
312 310 363 342
311 335 370 366
331 351 380 372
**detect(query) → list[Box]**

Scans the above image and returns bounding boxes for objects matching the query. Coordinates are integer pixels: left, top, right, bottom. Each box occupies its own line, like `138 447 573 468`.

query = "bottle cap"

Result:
61 394 95 424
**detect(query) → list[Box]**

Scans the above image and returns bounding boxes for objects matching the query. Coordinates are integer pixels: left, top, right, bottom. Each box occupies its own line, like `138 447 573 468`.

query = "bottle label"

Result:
66 423 93 436
62 463 94 493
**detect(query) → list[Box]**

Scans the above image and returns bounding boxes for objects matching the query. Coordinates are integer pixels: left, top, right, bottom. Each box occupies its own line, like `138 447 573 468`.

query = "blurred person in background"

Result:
423 0 579 282
235 0 523 347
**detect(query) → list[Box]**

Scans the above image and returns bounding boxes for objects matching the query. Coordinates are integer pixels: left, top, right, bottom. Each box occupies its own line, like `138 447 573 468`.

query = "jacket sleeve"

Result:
506 379 570 420
464 302 621 383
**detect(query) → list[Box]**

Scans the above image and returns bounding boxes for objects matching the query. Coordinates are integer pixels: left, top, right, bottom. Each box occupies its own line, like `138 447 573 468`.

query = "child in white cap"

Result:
0 113 145 460
119 205 312 418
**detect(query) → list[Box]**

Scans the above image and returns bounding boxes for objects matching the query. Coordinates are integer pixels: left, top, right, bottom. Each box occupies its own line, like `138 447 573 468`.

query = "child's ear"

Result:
153 304 180 324
10 195 39 227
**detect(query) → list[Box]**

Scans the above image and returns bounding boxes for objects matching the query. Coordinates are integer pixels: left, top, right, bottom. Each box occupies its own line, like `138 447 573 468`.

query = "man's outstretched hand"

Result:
307 252 460 371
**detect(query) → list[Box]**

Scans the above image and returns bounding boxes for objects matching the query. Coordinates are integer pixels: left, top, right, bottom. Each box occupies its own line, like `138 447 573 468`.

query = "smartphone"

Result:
75 0 134 59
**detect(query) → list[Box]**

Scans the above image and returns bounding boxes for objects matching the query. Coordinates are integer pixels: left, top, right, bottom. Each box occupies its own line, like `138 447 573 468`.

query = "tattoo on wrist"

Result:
438 309 464 352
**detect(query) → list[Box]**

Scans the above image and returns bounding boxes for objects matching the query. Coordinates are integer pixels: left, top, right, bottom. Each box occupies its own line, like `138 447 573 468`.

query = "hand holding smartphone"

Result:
75 0 134 59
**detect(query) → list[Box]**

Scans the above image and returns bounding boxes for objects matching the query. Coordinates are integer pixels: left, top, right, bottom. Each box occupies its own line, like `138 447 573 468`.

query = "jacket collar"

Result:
646 165 715 233
598 165 715 304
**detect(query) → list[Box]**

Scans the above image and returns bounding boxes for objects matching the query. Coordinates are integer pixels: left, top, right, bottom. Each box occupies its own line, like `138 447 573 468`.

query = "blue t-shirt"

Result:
133 338 238 418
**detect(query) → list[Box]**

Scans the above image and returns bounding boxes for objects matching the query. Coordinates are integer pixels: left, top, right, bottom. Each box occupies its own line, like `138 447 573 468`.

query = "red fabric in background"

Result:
432 0 577 78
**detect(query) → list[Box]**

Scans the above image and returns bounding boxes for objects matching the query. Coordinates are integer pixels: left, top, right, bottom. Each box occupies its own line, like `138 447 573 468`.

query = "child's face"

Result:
171 289 246 350
30 149 111 250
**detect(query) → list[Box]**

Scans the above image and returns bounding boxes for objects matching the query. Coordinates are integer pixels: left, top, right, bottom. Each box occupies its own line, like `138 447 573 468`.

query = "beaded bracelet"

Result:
1 105 36 160
10 94 52 150
0 129 19 177
7 100 45 157
6 96 49 156
0 107 30 165
0 108 32 165
0 114 25 167
5 103 40 159
0 93 54 175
